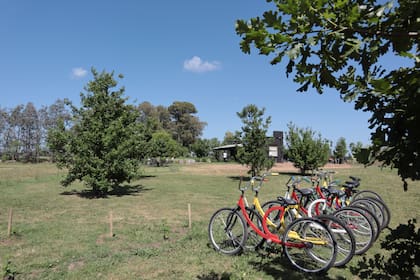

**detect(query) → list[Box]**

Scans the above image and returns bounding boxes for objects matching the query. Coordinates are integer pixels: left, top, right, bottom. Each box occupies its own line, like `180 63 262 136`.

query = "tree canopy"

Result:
168 101 207 147
48 69 148 195
285 122 330 174
236 0 419 187
334 137 348 163
236 104 274 176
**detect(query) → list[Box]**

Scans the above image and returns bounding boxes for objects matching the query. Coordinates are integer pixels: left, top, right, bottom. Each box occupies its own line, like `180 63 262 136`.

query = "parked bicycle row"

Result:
208 170 390 274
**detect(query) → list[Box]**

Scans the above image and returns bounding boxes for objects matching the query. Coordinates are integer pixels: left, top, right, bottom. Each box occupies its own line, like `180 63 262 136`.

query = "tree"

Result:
350 141 364 156
236 0 419 187
222 131 239 145
285 123 330 174
191 139 210 158
334 137 348 164
20 103 41 162
168 101 207 147
0 108 7 158
236 104 274 176
39 99 73 159
191 138 221 159
47 68 148 196
350 141 371 164
6 105 24 160
148 131 185 165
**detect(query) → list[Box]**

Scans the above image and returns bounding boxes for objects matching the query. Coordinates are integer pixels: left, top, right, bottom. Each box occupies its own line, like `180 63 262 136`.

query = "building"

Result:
213 131 284 162
268 131 284 163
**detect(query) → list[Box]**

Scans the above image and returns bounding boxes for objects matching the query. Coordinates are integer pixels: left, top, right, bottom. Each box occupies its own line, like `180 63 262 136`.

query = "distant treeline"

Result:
0 99 212 162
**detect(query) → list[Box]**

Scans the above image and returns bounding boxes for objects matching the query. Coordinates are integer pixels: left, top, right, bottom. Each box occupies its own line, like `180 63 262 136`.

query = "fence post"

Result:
109 210 113 238
7 208 13 236
188 203 192 230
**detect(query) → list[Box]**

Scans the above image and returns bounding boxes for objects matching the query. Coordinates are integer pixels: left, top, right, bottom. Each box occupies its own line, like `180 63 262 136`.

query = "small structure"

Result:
213 131 284 162
213 144 243 161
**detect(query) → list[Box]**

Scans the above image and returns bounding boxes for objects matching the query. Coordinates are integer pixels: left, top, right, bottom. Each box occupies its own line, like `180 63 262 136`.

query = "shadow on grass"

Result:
227 170 304 182
60 184 152 199
246 246 347 280
216 219 418 279
227 176 248 182
350 219 419 279
196 271 232 280
275 171 304 176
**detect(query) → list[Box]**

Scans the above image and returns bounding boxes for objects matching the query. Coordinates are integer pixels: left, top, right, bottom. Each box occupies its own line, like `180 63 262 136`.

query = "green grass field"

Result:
0 162 419 279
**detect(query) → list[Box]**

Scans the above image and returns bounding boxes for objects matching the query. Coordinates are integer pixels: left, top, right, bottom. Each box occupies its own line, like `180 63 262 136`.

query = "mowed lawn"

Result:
0 162 419 279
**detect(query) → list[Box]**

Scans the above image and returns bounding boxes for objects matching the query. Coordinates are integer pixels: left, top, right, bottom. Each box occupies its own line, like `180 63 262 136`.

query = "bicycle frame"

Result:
238 193 326 247
284 177 313 216
237 176 329 247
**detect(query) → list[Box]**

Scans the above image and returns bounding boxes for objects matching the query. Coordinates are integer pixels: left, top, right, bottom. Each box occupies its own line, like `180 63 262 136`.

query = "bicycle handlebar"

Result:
286 175 311 188
238 172 279 192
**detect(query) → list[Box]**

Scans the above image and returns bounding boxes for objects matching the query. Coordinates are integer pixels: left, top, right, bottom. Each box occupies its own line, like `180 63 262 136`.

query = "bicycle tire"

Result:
315 214 356 267
333 206 375 255
208 207 247 255
308 198 381 242
352 190 383 202
350 197 390 230
282 217 337 273
350 205 381 241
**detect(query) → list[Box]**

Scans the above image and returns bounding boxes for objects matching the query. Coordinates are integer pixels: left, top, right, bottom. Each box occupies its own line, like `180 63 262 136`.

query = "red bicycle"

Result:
208 180 337 273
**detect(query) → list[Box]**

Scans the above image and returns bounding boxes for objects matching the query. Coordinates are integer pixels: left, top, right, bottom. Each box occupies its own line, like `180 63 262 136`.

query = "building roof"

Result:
212 144 243 150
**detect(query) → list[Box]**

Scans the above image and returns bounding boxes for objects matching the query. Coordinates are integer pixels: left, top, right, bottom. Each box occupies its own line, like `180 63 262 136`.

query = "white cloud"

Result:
71 67 88 79
183 56 221 73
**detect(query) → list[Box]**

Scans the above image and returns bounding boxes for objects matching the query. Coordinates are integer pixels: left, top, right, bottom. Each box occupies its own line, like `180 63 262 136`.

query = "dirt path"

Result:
181 162 352 175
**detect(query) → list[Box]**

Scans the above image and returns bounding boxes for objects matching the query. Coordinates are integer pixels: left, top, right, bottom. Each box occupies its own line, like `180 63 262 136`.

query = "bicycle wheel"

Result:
316 214 356 267
282 217 337 273
350 199 385 232
244 207 265 251
352 190 383 202
351 197 390 230
208 207 247 255
351 205 380 241
333 206 375 255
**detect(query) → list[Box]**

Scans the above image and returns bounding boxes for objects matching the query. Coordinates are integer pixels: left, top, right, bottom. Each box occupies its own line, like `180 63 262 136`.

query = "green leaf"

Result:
371 79 391 92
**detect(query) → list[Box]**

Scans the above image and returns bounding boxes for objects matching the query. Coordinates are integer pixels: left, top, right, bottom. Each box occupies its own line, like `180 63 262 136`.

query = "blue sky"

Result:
1 0 405 147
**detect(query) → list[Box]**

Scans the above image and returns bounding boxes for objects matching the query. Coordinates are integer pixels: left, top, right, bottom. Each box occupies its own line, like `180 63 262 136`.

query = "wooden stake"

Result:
188 203 192 229
7 208 13 236
109 210 113 237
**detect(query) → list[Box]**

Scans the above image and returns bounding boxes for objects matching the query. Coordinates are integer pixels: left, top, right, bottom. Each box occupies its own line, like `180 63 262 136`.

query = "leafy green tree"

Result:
350 142 364 155
148 131 185 164
21 102 41 162
39 99 73 159
47 68 148 196
350 141 371 164
236 0 419 187
222 131 240 145
286 123 330 174
190 138 221 159
0 108 7 158
333 137 348 164
236 104 274 176
168 101 207 147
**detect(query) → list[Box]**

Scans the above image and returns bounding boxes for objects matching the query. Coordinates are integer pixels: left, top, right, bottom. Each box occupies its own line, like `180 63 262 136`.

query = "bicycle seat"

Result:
344 181 360 188
276 196 298 206
349 176 361 182
294 188 314 196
